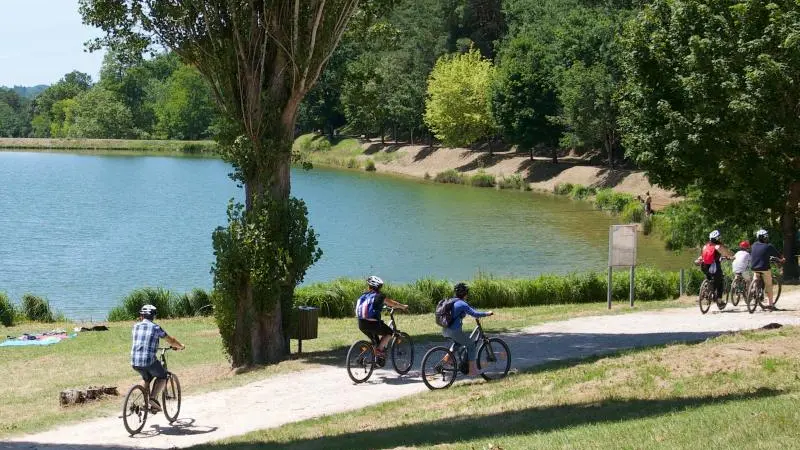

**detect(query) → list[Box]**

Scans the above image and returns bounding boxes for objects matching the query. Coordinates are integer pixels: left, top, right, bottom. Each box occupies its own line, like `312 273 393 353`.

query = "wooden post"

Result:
607 266 613 309
629 266 635 307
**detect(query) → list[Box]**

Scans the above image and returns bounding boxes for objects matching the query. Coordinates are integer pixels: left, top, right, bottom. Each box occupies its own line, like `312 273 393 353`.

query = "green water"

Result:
0 151 687 319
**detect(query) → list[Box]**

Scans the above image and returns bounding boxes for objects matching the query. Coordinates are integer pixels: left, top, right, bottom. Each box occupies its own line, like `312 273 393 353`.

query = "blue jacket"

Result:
447 299 490 330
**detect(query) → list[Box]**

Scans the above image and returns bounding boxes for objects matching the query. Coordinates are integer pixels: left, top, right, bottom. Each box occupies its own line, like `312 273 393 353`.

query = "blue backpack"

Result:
355 292 379 319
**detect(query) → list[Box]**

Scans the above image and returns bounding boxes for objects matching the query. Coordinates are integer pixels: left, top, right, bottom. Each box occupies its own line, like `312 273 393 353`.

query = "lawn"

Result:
0 299 684 438
194 324 800 450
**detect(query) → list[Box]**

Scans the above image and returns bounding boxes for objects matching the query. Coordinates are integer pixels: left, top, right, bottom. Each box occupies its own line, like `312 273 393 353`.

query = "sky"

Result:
0 0 106 87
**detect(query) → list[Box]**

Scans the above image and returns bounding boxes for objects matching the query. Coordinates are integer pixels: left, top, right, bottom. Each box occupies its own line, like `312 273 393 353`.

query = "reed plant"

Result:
497 174 527 190
594 189 636 213
469 170 496 187
0 293 15 327
569 184 596 200
621 201 645 223
434 169 465 184
553 183 575 195
364 159 376 171
21 294 58 323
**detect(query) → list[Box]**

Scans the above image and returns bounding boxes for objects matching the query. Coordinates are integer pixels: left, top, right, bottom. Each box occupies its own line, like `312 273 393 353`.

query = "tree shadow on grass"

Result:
196 388 785 450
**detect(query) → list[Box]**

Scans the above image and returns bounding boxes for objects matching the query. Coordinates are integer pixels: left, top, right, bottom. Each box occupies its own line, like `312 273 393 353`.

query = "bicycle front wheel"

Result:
391 332 414 375
731 278 744 306
421 346 457 390
162 373 182 423
698 280 712 314
122 384 148 435
346 340 375 384
773 272 782 305
477 338 511 381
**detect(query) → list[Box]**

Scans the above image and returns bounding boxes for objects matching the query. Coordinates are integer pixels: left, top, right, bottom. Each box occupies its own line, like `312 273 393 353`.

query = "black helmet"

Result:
454 282 469 298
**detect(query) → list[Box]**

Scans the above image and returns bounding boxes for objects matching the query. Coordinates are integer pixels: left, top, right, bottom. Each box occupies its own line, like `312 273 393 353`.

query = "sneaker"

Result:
149 398 162 413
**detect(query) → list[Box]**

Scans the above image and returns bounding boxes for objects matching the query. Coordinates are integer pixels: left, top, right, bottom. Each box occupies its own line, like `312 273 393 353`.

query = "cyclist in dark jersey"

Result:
750 229 784 310
355 275 408 364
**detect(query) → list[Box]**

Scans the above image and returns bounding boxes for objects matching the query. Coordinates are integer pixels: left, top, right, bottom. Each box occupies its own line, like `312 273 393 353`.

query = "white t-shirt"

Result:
732 250 751 274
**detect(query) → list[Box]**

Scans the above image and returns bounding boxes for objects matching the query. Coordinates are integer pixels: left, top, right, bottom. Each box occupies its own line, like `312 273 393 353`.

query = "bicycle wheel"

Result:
773 271 782 305
346 340 375 384
162 373 181 423
390 332 414 375
421 346 457 390
698 280 712 314
477 338 511 381
731 278 744 306
122 384 148 435
746 280 759 314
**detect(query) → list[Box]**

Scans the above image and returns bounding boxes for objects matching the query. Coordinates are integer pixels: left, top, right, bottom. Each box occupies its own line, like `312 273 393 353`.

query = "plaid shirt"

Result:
130 319 167 367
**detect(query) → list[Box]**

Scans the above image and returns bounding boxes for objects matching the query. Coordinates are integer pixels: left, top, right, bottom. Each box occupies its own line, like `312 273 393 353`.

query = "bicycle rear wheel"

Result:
421 346 457 390
477 338 511 381
746 280 759 314
162 373 181 423
390 332 414 375
346 340 375 384
731 278 744 306
122 384 148 435
698 280 712 314
773 271 782 305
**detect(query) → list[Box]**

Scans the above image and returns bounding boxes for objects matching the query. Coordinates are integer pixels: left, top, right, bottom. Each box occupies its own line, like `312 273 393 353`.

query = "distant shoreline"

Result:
0 137 218 155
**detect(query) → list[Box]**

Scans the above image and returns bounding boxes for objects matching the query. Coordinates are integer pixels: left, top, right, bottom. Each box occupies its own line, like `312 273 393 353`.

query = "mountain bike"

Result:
696 257 730 314
420 318 511 390
346 307 414 383
726 272 747 307
122 347 182 435
746 257 783 313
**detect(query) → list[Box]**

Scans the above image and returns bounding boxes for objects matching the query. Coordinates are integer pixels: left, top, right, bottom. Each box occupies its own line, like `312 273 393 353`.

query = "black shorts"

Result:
358 319 392 344
133 359 168 383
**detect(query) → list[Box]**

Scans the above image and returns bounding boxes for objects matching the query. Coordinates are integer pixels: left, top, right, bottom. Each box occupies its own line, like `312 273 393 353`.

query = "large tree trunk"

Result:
781 181 800 281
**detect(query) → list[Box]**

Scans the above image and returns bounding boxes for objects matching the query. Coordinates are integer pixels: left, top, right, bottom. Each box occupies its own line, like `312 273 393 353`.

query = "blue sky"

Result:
0 1 106 87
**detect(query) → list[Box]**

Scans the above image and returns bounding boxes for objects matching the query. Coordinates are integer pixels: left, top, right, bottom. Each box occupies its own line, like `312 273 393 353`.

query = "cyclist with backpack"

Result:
697 230 733 301
751 229 785 310
436 283 493 377
356 276 408 365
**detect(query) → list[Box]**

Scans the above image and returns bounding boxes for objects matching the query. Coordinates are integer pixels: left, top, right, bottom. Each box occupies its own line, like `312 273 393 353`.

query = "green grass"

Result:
0 300 684 438
433 169 466 184
0 137 218 154
192 326 800 450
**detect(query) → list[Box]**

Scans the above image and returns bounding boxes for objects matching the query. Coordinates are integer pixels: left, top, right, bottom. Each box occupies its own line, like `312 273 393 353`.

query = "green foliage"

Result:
293 133 333 153
570 184 596 200
553 183 575 195
211 198 322 362
433 169 466 184
642 214 654 235
424 49 496 147
0 88 30 138
21 294 57 323
497 174 527 190
153 65 216 140
0 293 15 327
621 201 645 223
469 170 495 187
107 287 174 321
67 88 136 139
364 159 376 172
594 189 635 214
31 71 92 137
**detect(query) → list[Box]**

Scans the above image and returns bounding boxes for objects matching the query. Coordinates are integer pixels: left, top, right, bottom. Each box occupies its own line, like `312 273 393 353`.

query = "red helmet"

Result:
739 241 750 250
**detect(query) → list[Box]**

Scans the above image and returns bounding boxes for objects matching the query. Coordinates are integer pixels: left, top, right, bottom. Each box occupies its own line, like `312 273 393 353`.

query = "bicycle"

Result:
346 307 414 383
122 347 182 435
726 272 747 307
696 256 731 314
746 256 783 313
420 317 511 390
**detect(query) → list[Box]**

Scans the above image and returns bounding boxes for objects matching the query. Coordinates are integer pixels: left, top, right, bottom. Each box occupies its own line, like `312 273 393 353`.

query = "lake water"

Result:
0 151 687 319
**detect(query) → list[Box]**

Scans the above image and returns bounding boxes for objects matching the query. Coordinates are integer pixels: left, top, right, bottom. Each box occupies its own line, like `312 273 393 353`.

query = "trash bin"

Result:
290 306 319 354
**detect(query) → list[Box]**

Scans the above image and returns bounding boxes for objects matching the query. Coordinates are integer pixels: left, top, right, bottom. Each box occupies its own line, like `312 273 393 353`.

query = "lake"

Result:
0 151 687 319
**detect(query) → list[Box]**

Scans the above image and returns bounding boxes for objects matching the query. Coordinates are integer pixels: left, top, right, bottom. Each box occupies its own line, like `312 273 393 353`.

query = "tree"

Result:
81 0 358 366
0 88 30 137
153 65 216 140
68 88 136 138
31 71 92 137
424 48 495 147
620 0 800 279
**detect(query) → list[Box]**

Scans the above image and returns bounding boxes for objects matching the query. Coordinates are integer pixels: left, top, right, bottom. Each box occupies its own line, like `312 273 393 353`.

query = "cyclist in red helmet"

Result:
732 240 752 284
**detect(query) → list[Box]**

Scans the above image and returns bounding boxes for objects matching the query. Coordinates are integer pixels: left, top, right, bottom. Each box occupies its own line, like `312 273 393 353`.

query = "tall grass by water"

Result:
0 293 14 326
0 138 218 154
106 287 213 321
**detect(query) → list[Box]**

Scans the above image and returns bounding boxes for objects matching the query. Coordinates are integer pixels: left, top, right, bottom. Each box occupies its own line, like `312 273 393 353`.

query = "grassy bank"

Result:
0 300 685 438
0 137 218 154
194 325 800 450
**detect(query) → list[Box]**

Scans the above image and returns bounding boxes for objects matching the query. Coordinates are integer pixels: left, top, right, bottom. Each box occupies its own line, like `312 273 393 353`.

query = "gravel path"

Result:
5 291 800 450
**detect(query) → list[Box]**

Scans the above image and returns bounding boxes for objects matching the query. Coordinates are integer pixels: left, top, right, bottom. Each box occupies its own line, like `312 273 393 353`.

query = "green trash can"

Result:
291 306 319 354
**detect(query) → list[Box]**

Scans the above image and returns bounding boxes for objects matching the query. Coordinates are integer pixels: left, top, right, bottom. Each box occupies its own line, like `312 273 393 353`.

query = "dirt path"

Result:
6 293 800 450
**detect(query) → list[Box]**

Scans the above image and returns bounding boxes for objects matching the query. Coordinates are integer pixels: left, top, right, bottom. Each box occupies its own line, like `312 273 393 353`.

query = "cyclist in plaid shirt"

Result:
131 304 184 411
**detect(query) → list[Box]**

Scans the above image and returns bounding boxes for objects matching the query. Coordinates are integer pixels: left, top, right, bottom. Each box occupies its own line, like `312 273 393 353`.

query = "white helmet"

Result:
756 229 768 239
709 230 721 240
366 275 384 289
139 304 157 317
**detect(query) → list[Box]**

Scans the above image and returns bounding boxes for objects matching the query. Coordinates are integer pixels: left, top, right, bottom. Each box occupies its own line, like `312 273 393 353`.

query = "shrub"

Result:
497 174 526 190
0 293 15 326
594 189 636 213
107 287 174 321
189 288 213 316
424 172 431 180
364 159 376 172
310 136 332 152
621 201 645 223
570 184 596 200
553 183 574 195
469 170 496 187
22 294 57 322
346 157 360 169
434 169 465 184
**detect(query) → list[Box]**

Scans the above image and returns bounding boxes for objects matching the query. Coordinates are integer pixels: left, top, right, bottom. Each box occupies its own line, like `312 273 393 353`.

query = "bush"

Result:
553 183 574 195
0 293 15 326
434 169 465 184
570 184 596 200
469 170 496 187
107 287 174 321
594 189 636 213
497 174 526 190
22 294 57 322
621 201 645 223
424 172 431 180
346 157 360 169
189 288 213 316
364 159 376 172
